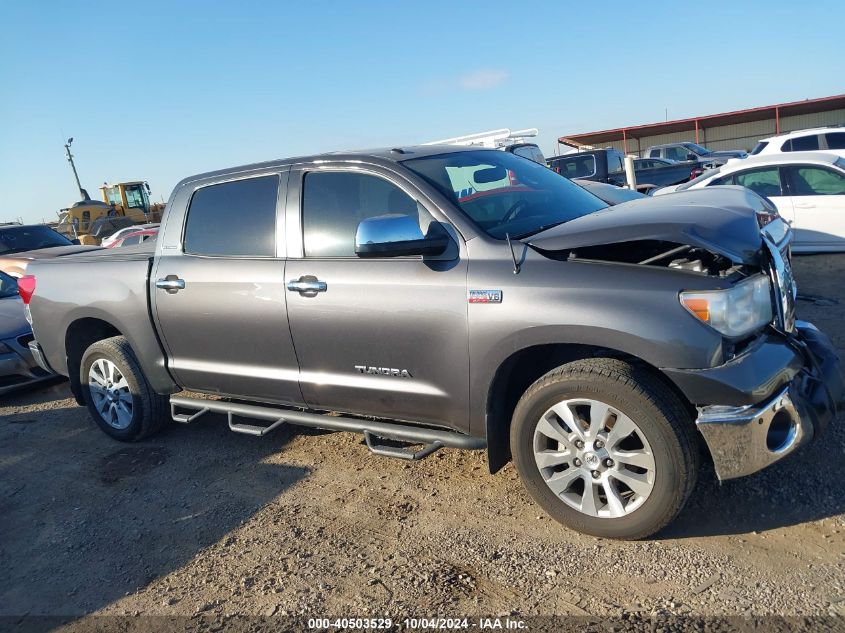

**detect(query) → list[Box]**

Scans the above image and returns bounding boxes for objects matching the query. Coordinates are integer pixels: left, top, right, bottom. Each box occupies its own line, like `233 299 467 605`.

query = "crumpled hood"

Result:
0 296 30 339
527 186 768 264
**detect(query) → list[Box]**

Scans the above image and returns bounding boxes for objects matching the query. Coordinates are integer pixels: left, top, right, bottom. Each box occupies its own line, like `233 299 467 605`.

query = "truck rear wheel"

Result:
510 358 698 539
80 336 170 441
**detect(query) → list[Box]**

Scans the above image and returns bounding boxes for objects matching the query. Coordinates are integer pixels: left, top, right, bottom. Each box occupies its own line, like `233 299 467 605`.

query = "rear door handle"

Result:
287 276 327 295
156 277 185 293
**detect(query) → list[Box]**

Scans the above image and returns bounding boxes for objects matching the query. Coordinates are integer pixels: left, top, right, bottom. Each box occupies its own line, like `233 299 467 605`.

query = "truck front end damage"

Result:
527 187 843 481
682 223 843 480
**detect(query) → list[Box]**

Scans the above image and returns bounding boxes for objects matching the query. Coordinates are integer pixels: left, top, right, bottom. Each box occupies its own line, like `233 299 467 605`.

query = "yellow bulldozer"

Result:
56 138 165 244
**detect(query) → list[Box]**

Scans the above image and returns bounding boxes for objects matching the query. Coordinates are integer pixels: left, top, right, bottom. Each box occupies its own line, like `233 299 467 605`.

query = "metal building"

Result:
558 94 845 157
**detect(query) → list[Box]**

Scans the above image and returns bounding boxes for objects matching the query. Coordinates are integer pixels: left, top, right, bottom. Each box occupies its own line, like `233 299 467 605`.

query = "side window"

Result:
607 152 624 174
790 135 820 151
786 166 845 196
665 146 688 161
122 235 141 246
302 171 420 257
709 175 734 186
184 175 278 257
556 155 596 179
106 187 122 205
733 167 782 197
648 149 660 158
825 132 845 150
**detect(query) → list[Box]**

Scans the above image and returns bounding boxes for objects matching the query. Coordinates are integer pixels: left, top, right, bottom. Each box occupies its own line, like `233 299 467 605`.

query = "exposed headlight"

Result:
680 275 773 338
0 341 13 355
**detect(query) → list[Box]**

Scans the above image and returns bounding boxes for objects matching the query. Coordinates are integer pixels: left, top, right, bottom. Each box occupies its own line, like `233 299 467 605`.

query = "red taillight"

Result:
17 275 36 305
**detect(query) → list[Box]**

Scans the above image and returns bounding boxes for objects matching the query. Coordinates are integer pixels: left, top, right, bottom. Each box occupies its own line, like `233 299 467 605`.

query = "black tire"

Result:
510 358 698 540
80 336 170 441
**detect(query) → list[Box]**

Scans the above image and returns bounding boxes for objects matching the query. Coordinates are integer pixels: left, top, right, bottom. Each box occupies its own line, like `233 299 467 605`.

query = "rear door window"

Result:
783 135 820 152
183 175 279 257
824 132 845 150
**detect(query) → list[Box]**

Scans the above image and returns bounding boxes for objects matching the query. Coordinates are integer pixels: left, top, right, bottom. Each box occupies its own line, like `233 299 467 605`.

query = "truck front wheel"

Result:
510 358 698 539
80 336 170 441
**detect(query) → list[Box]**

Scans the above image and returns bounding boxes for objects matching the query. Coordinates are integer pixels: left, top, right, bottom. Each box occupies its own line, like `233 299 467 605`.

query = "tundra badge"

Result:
355 366 413 378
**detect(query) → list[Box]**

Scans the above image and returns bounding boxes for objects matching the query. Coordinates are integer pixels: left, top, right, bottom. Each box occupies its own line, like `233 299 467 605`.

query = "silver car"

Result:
0 271 53 395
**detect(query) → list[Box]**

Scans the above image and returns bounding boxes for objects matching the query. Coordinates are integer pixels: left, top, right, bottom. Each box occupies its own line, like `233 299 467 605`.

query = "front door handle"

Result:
287 276 327 295
156 277 186 293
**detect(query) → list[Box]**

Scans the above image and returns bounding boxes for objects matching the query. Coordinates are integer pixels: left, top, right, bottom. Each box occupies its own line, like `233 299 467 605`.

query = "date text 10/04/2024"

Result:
306 617 526 630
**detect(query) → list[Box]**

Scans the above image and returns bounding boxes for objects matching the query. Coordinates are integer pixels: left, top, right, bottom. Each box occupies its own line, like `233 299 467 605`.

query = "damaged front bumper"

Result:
669 321 843 481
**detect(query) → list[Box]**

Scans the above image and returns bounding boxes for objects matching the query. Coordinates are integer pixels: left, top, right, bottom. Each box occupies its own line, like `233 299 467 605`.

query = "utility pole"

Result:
64 137 89 200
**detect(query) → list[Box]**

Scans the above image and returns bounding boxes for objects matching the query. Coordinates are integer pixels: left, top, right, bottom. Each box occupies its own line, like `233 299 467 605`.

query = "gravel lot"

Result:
1 255 843 626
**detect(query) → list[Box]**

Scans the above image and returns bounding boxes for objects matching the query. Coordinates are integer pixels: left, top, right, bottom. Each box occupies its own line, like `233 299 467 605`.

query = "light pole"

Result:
64 137 89 200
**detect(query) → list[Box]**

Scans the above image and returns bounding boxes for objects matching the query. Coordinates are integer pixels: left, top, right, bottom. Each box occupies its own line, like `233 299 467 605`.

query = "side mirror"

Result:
355 214 450 258
71 238 81 245
686 153 698 161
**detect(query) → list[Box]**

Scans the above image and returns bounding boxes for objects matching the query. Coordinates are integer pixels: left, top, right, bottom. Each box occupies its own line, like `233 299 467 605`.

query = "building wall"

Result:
584 108 845 157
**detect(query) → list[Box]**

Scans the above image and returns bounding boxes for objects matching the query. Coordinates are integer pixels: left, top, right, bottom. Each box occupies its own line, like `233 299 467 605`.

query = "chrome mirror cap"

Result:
355 214 424 249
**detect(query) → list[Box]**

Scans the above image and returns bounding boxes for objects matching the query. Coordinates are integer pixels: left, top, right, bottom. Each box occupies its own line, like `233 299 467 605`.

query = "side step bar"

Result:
169 396 485 460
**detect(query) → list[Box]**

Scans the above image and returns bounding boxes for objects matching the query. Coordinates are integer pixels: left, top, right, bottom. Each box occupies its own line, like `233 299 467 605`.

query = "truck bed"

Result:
26 244 177 395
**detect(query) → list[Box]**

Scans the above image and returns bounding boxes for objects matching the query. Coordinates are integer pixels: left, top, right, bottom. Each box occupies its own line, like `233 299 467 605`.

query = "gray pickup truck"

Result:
23 145 843 539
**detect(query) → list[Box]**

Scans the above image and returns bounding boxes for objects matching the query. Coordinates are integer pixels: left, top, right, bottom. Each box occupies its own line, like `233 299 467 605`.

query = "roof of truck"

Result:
176 144 488 188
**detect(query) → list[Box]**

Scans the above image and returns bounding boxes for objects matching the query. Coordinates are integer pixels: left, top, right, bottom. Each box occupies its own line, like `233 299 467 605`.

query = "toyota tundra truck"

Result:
22 145 843 539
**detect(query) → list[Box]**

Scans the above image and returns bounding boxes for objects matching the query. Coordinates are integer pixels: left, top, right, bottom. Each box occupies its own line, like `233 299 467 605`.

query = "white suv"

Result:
751 127 845 159
653 152 845 253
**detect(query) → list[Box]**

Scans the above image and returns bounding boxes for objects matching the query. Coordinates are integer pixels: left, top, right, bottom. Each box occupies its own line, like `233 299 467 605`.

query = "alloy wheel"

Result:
533 398 655 518
88 358 133 430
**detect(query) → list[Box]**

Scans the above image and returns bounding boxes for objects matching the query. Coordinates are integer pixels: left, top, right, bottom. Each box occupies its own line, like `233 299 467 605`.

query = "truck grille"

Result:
779 250 797 332
762 229 797 333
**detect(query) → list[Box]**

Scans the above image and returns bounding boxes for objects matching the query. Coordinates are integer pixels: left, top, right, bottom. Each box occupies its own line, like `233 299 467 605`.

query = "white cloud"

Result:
457 69 509 91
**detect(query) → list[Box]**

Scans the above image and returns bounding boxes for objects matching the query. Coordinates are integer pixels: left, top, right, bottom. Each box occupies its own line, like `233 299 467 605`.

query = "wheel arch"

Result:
65 318 124 405
484 343 695 474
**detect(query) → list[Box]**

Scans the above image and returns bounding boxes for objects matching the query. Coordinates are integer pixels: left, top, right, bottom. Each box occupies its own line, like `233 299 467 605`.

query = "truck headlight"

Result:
680 275 773 338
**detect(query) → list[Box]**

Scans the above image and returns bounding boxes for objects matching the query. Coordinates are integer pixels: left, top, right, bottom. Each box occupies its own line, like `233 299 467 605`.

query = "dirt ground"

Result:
1 255 843 627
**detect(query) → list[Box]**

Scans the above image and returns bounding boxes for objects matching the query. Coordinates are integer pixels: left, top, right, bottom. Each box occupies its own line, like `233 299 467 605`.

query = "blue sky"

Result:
1 0 843 223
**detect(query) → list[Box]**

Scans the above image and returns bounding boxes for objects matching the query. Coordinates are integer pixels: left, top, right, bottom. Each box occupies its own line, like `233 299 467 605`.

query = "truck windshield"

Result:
0 225 73 255
684 143 712 156
403 150 608 239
